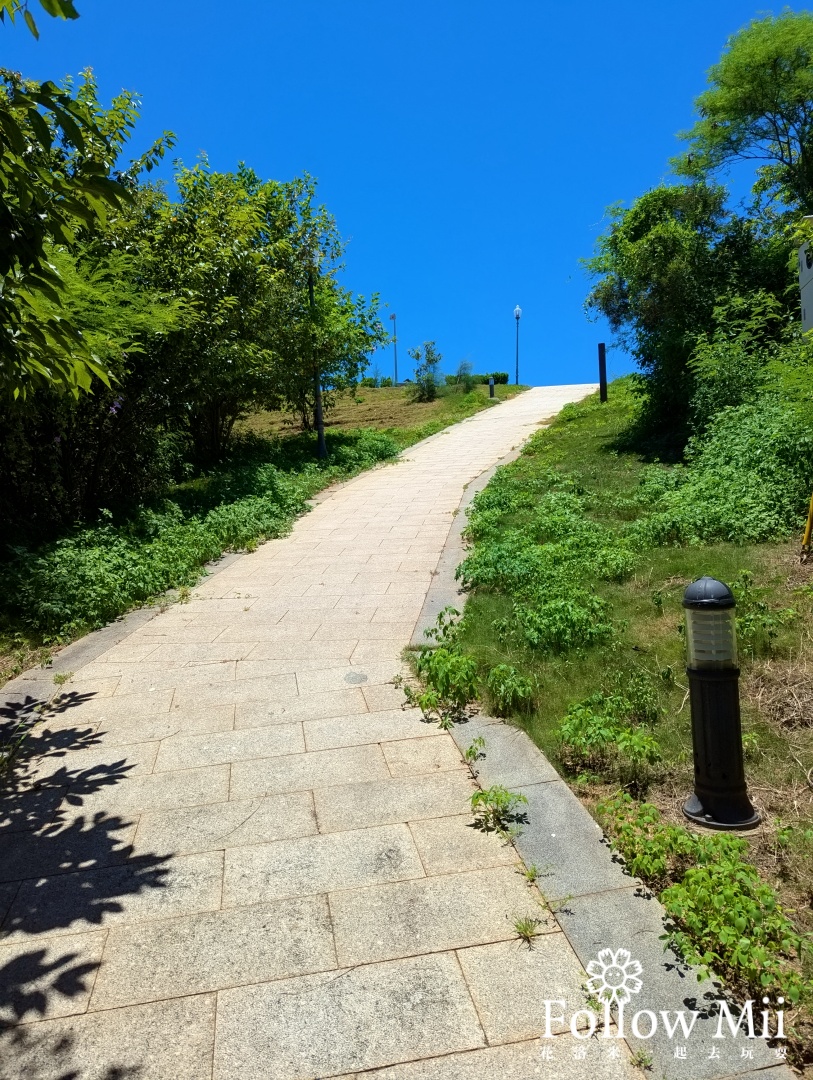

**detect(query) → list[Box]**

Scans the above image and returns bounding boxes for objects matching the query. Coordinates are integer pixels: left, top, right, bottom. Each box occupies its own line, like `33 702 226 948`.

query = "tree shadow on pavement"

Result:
0 689 170 1076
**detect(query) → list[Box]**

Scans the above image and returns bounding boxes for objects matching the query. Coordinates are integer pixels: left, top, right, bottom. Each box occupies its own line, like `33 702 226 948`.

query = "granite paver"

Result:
0 386 647 1080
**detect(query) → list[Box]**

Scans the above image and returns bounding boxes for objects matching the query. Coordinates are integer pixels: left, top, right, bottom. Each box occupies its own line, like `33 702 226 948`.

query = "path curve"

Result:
0 385 649 1080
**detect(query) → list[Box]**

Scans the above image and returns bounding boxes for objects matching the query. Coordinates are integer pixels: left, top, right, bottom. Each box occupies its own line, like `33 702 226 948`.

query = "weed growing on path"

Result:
470 785 529 835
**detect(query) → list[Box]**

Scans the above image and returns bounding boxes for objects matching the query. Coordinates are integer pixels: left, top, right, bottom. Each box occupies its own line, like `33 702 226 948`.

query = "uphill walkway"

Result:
0 385 659 1080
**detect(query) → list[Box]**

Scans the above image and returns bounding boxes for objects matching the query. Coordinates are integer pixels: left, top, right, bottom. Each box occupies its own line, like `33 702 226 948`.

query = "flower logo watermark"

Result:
585 947 643 1006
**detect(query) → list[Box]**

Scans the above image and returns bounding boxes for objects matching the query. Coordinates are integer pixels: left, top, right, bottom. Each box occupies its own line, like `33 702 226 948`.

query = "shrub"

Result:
407 341 442 403
632 399 813 545
597 794 811 1006
486 664 535 715
559 692 661 790
0 431 399 640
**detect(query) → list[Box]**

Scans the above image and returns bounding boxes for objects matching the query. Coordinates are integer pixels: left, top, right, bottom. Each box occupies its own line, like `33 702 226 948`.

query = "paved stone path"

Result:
1 386 651 1079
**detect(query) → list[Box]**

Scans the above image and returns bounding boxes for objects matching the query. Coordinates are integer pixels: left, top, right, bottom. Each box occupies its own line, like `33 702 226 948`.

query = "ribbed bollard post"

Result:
682 577 760 830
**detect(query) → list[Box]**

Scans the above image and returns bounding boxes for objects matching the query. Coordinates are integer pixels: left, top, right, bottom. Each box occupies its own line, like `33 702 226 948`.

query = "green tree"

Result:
408 341 442 403
261 175 386 444
675 11 813 211
1 1 173 398
585 184 792 453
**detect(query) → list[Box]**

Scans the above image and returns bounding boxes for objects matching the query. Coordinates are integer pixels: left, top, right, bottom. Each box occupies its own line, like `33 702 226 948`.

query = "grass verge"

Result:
428 379 813 1068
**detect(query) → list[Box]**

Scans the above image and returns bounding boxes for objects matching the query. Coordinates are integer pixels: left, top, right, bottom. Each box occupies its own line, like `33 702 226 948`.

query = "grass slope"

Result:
239 382 527 446
452 379 813 1066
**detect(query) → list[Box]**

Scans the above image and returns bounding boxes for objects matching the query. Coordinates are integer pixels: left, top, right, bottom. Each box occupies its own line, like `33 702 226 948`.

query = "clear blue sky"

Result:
3 1 804 385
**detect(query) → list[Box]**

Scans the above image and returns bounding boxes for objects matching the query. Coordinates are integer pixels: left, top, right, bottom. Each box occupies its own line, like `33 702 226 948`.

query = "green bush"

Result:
486 664 535 715
407 342 442 403
559 692 661 789
597 794 811 1005
632 399 813 545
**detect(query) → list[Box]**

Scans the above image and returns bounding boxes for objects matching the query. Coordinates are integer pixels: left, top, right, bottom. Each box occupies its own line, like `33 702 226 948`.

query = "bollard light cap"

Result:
683 576 735 610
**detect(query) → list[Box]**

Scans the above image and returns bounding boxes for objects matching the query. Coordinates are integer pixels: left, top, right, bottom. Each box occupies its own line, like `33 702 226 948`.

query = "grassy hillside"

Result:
239 382 527 445
417 379 813 1067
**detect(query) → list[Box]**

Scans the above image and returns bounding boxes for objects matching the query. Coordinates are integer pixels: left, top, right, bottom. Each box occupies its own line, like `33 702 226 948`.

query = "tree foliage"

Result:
1 1 173 398
407 341 442 402
675 11 813 211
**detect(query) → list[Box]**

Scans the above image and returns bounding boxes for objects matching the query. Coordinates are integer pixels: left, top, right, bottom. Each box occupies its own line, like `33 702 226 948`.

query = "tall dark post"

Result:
682 577 760 830
309 270 327 460
598 342 608 403
489 376 495 399
514 305 522 385
389 312 398 385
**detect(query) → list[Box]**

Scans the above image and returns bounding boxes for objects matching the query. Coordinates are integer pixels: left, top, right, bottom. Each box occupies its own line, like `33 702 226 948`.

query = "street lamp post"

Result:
389 312 398 385
514 305 522 385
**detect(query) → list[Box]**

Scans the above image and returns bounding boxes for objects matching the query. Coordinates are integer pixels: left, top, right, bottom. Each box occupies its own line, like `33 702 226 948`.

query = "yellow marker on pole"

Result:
801 492 813 563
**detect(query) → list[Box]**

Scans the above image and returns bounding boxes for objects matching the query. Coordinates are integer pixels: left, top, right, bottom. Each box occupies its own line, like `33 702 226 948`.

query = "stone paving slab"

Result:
94 702 235 744
0 813 137 884
450 713 560 788
229 743 390 799
222 823 425 905
232 687 368 727
213 954 486 1080
153 721 304 771
1 850 224 942
302 707 433 750
89 896 336 1009
313 771 475 833
65 762 231 815
0 993 216 1080
133 792 318 855
456 935 589 1042
27 739 159 782
0 929 106 1023
407 813 517 875
329 865 548 967
512 780 633 901
381 733 467 777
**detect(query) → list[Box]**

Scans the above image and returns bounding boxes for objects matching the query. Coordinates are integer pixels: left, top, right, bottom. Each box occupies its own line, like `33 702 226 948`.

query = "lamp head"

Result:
514 305 522 320
683 577 737 669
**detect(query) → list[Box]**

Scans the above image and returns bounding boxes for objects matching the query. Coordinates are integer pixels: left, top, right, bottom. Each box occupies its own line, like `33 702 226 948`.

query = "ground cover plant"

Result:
449 380 813 1067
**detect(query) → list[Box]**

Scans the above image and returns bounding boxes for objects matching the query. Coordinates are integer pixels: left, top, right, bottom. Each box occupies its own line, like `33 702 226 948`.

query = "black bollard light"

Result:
682 577 760 830
489 376 495 399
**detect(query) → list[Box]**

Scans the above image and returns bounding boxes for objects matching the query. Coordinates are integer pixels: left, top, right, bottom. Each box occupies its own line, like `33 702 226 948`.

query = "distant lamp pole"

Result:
514 305 522 385
389 312 398 385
